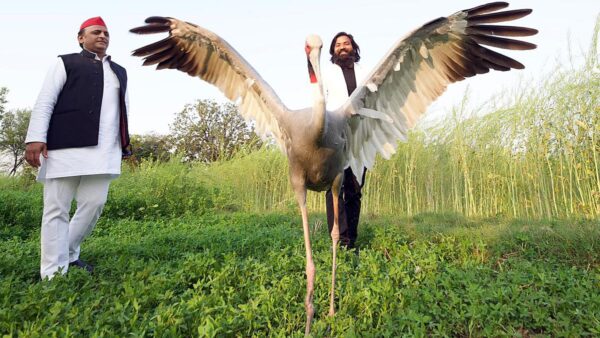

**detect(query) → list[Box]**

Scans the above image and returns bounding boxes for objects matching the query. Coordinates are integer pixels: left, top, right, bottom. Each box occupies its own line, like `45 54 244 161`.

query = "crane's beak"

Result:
307 46 321 85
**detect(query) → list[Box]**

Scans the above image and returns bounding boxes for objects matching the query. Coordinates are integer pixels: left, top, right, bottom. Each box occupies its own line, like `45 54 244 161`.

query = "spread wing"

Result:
340 2 537 176
130 17 290 149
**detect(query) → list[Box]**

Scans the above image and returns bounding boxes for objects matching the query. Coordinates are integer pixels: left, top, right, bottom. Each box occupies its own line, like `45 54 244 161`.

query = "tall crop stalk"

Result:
198 21 599 220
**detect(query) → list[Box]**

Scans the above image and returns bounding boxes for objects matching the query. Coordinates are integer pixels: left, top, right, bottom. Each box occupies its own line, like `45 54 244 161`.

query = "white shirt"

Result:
322 62 369 111
26 52 128 182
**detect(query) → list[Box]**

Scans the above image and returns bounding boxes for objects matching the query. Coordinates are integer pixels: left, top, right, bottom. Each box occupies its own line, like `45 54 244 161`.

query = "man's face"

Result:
334 35 353 59
78 25 109 55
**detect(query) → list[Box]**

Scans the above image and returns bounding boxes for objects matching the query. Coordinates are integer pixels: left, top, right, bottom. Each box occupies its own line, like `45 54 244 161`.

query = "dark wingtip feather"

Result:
131 37 173 57
468 9 533 25
145 16 170 24
130 24 171 34
129 26 143 34
466 25 538 37
467 41 526 70
130 17 171 34
466 2 509 16
471 34 537 50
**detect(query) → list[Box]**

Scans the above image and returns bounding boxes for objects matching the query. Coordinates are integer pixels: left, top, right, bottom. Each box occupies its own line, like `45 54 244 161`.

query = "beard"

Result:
332 50 357 67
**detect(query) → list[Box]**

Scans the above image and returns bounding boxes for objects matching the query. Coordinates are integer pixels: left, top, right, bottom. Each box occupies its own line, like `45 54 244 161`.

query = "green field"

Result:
1 169 599 336
1 209 599 336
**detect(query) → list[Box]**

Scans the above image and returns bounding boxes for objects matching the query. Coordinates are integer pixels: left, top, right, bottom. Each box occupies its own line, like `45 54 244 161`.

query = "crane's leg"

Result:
328 172 343 317
293 184 315 335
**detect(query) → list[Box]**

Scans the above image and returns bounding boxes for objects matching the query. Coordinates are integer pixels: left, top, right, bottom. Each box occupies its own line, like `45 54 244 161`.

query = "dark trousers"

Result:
326 167 365 248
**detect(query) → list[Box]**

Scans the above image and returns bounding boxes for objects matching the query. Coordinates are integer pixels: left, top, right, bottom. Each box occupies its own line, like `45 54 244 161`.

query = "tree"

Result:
0 87 8 123
0 108 30 175
169 99 263 163
129 132 173 164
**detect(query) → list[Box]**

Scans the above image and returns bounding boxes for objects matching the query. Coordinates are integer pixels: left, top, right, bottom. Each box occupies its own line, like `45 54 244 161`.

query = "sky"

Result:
1 1 598 135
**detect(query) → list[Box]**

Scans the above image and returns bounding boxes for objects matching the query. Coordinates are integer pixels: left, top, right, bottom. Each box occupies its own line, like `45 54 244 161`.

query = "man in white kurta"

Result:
322 32 369 250
25 17 129 279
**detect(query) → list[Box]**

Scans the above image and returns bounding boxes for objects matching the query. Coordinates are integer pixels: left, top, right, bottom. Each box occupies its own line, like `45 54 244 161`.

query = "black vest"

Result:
46 50 130 156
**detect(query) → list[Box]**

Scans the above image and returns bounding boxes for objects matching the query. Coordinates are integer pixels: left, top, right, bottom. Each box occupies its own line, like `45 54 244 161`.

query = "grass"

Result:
1 211 598 336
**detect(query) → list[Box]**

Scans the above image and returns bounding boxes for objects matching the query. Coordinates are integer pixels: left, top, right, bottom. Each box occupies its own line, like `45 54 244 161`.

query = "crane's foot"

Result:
304 291 315 335
304 304 314 336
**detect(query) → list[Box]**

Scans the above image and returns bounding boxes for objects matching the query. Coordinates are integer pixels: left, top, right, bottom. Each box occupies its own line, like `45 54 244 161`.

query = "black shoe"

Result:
346 244 360 256
338 238 352 249
69 260 94 274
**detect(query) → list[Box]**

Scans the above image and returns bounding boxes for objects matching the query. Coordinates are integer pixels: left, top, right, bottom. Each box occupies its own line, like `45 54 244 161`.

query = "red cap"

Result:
80 16 106 31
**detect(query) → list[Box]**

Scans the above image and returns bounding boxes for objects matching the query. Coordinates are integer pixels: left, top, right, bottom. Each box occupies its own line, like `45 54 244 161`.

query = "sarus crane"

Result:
130 2 537 334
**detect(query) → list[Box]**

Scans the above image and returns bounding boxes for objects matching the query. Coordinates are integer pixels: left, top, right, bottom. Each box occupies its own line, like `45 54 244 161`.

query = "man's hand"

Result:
25 142 48 168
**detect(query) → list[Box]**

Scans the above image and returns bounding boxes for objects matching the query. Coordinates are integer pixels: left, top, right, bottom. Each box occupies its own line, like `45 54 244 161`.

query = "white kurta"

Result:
322 62 369 111
26 54 128 182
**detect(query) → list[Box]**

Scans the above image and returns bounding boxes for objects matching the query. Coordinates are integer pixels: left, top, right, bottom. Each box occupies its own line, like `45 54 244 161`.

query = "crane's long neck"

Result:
307 55 326 140
311 80 326 136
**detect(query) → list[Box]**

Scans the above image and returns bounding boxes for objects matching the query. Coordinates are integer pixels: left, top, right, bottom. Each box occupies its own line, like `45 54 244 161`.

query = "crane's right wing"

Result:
130 17 290 149
338 2 536 177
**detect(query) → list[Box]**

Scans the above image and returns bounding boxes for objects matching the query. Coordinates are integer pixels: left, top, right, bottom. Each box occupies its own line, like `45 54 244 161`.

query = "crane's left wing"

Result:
339 2 537 177
130 17 291 150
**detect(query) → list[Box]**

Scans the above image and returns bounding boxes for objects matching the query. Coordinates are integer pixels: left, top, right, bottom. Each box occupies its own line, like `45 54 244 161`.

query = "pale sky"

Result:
1 1 598 135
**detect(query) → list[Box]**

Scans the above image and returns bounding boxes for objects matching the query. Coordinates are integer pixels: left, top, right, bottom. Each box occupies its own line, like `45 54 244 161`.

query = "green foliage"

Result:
0 176 42 241
0 212 598 336
0 159 237 239
201 146 297 212
0 188 42 239
103 159 238 220
129 132 172 164
0 108 30 175
0 87 7 121
169 99 263 163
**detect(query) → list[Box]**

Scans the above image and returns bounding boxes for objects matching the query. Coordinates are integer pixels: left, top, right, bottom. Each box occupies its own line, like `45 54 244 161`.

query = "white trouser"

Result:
40 175 112 279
